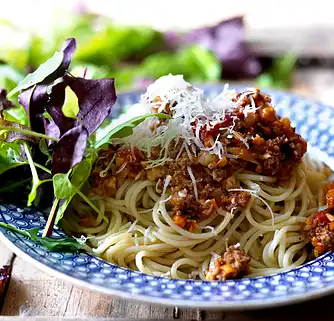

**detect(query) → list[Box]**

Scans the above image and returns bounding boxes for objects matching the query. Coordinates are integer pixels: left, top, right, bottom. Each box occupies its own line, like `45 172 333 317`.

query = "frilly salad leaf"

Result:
0 223 82 252
95 113 172 148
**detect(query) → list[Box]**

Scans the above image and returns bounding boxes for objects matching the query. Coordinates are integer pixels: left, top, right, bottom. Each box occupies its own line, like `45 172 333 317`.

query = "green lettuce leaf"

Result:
0 141 25 175
95 113 171 148
0 223 82 252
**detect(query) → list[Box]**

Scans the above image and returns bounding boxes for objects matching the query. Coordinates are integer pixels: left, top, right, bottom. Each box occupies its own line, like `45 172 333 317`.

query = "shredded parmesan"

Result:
116 75 260 167
116 161 128 174
155 179 162 193
160 195 172 203
175 143 185 160
161 175 172 200
183 142 193 160
232 131 249 149
187 166 198 201
99 153 116 177
318 205 328 211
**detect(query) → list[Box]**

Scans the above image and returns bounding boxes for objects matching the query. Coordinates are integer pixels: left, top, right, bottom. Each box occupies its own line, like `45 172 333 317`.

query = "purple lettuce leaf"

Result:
65 76 117 136
18 84 48 134
45 80 76 136
18 38 77 135
52 124 88 174
164 17 261 78
43 118 60 143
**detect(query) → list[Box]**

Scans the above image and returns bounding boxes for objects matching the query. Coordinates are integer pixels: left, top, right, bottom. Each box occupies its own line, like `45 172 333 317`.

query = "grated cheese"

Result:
117 75 259 167
161 175 172 200
99 153 116 177
155 178 162 193
116 161 128 174
160 195 172 203
187 166 198 201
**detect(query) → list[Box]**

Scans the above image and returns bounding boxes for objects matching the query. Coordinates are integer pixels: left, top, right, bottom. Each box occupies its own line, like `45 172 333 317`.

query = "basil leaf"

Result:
0 223 82 252
95 113 171 148
8 51 64 97
0 141 25 175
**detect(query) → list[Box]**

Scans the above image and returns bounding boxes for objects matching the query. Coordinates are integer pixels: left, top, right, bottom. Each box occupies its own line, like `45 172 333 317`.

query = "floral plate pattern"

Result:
0 85 334 310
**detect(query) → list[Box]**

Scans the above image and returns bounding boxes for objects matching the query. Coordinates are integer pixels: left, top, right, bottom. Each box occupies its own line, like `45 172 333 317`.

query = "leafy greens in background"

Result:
256 55 298 89
0 11 297 92
0 37 180 251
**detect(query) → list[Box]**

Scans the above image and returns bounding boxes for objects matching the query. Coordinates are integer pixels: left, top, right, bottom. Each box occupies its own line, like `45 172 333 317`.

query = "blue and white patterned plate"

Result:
1 85 334 310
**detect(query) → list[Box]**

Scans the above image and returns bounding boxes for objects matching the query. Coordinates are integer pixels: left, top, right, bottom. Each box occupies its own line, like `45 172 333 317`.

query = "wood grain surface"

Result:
1 69 334 319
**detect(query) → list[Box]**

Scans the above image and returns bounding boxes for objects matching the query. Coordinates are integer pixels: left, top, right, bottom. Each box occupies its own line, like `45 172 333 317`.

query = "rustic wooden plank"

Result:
1 253 202 318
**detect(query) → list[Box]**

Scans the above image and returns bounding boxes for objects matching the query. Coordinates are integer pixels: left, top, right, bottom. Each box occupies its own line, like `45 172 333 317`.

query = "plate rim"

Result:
1 231 333 310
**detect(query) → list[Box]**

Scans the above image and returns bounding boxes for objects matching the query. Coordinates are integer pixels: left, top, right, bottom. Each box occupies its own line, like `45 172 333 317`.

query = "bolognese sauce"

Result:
91 88 307 236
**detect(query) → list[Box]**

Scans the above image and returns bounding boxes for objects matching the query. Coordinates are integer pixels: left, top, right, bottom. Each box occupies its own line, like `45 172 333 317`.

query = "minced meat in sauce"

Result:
304 182 334 257
91 89 307 231
205 245 250 281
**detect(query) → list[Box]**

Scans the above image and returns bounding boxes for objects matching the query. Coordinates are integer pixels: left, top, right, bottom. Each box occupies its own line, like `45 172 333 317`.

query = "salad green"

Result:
0 38 168 251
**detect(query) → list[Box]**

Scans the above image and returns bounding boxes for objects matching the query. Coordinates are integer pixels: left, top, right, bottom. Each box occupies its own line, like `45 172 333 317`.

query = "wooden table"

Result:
1 68 334 319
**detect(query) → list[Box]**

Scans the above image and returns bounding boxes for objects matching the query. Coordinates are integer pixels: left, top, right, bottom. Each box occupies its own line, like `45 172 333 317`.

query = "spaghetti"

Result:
62 75 332 281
